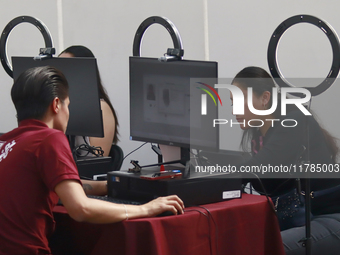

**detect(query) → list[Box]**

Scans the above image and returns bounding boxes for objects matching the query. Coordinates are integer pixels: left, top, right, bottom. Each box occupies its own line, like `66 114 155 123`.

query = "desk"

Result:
50 194 285 255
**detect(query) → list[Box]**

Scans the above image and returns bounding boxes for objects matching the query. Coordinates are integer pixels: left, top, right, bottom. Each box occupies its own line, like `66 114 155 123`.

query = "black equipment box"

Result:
77 156 111 179
107 166 242 206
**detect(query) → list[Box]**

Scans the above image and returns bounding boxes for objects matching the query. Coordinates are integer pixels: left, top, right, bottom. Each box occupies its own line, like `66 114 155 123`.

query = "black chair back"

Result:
109 144 124 171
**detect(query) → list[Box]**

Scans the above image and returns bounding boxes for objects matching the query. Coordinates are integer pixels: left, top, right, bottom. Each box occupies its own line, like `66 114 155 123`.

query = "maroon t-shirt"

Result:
0 119 81 255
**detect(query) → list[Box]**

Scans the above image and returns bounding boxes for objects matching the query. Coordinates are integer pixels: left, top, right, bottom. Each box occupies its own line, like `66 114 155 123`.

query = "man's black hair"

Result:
11 66 69 122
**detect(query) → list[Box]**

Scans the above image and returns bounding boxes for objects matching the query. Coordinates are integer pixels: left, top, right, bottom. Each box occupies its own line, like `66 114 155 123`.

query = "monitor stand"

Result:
142 146 190 168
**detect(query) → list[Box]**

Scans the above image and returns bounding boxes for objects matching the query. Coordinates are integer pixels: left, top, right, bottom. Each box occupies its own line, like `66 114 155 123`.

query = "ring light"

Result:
132 16 183 57
0 16 53 78
267 15 340 96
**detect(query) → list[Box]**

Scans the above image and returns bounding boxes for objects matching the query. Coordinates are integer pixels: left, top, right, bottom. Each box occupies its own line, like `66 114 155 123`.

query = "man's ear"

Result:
51 97 61 114
262 91 271 106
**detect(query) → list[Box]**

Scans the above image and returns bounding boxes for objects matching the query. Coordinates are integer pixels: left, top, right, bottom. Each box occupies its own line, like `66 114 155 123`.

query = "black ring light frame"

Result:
268 15 340 255
268 14 340 97
132 16 183 57
0 16 53 78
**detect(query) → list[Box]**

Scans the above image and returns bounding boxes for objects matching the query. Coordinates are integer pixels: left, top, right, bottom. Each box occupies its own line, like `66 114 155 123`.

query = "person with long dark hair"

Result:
59 45 119 156
231 66 340 254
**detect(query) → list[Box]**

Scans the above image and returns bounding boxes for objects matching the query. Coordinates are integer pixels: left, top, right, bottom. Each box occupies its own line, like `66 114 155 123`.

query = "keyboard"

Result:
87 195 144 205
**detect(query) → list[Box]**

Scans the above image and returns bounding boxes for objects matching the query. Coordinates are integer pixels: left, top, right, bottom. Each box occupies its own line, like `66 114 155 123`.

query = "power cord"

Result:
122 142 148 161
197 206 219 255
243 172 278 214
183 208 215 255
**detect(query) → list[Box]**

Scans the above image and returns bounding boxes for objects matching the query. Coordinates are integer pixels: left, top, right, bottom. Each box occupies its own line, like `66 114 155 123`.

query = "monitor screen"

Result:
12 56 104 138
129 57 218 150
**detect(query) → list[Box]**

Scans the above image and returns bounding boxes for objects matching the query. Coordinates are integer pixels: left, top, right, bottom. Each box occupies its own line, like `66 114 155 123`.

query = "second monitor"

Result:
129 57 219 164
12 56 104 139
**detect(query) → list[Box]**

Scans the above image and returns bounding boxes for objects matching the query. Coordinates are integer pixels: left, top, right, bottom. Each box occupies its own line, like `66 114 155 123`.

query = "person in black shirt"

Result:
231 66 340 255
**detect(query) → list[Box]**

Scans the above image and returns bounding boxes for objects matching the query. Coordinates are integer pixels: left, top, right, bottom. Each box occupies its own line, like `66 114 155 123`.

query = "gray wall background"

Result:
1 0 339 169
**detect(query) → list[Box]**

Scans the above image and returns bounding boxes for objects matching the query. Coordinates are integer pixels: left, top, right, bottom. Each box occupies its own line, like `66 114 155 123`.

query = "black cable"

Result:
190 149 213 168
184 208 208 217
183 208 214 255
196 206 219 255
188 151 279 253
75 136 104 157
75 144 104 157
122 142 148 161
194 150 205 167
79 176 93 180
244 172 276 214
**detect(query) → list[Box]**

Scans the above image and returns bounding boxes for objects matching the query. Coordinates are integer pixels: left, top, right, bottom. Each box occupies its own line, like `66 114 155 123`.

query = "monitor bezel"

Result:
129 56 219 151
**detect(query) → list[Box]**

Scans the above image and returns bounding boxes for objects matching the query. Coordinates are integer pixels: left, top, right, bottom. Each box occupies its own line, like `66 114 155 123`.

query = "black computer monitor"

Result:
129 57 218 163
12 56 104 138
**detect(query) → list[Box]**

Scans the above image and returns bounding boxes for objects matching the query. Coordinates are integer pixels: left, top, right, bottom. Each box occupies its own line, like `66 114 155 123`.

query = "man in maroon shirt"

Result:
0 66 184 255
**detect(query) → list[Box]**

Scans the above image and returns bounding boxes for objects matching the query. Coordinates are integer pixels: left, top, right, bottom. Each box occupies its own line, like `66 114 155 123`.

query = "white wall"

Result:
1 0 340 169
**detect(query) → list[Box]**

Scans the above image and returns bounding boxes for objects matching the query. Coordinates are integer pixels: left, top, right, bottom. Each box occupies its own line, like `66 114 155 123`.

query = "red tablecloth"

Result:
50 194 285 255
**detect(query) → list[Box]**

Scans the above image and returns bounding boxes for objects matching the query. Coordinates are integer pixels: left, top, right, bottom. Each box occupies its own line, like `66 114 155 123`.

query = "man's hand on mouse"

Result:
142 195 184 217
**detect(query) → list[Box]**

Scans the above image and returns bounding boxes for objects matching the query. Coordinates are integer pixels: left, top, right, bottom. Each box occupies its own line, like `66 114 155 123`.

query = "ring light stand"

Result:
132 16 184 60
131 16 187 169
267 14 340 255
0 16 54 78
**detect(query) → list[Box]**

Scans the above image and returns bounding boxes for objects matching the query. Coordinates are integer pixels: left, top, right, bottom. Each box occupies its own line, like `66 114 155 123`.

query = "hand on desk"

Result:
143 195 184 217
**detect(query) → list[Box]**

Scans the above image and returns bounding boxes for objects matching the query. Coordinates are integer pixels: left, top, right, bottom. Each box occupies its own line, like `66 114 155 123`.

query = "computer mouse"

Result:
156 210 175 217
